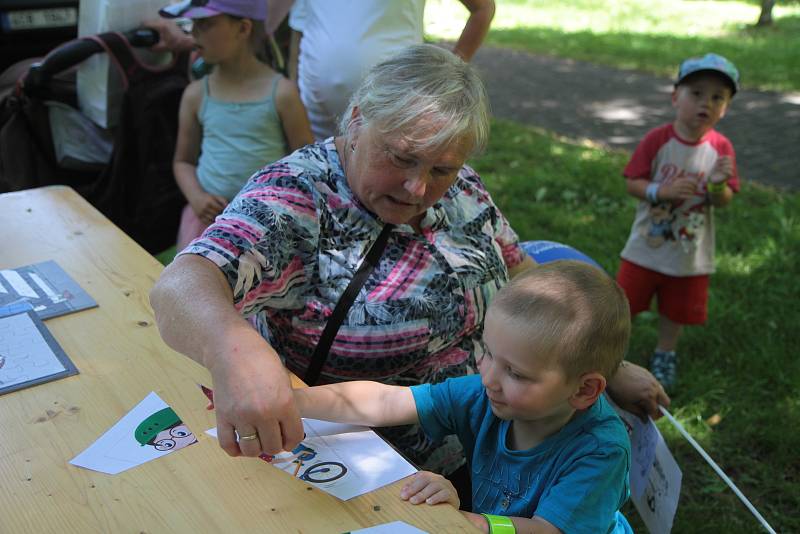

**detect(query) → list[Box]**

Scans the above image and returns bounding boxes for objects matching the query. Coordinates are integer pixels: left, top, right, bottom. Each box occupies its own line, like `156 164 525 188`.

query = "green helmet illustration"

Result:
135 407 181 446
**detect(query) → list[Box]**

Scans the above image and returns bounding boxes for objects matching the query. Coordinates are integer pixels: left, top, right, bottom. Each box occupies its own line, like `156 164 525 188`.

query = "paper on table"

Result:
70 392 198 475
0 305 78 396
0 260 97 320
347 520 428 533
206 418 417 500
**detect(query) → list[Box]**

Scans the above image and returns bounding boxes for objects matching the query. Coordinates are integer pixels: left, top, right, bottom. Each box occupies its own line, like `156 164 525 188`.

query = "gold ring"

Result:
239 432 259 441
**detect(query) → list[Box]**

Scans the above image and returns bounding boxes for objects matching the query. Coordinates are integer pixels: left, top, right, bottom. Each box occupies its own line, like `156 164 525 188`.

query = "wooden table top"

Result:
0 186 476 533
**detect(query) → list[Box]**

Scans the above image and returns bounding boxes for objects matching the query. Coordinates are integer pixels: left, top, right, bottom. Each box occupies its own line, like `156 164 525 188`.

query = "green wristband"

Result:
481 514 516 534
707 181 727 193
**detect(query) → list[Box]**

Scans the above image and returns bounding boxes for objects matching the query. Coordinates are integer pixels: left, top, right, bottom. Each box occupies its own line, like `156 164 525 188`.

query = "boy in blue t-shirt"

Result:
295 261 633 534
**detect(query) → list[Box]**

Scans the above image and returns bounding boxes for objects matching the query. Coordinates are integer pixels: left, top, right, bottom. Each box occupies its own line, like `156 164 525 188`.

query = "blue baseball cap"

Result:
160 0 266 21
676 53 740 95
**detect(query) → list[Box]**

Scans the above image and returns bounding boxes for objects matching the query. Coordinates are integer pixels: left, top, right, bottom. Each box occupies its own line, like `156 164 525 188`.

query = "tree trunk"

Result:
757 0 776 26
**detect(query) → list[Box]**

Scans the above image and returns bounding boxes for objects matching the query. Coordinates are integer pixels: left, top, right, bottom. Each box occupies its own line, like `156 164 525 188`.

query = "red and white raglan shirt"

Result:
620 123 740 276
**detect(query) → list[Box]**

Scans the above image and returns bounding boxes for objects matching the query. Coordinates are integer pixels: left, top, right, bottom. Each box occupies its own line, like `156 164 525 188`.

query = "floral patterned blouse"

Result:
182 138 525 472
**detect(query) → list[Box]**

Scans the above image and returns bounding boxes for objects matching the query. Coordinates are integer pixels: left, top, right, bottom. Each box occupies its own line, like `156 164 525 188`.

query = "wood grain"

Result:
0 186 477 533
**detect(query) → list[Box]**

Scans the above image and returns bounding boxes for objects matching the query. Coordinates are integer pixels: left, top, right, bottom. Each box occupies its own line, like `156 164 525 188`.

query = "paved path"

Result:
469 45 800 190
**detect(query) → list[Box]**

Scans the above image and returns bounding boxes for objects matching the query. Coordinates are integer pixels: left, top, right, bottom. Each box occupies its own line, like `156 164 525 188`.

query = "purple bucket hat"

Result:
159 0 266 21
676 53 740 95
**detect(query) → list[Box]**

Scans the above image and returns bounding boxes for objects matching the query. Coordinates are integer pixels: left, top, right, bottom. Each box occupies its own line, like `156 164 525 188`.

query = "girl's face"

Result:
190 15 248 64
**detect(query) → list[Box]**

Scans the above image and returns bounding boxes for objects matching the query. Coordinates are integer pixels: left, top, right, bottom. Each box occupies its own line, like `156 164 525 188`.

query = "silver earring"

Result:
350 143 356 152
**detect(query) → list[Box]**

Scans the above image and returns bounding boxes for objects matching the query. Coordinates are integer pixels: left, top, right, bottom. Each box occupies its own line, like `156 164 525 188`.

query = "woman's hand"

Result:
142 18 195 53
400 471 461 509
607 361 670 420
208 326 305 457
188 191 227 225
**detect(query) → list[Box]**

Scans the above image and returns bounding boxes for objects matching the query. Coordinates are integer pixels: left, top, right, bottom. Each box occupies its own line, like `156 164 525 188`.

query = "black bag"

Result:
0 31 188 254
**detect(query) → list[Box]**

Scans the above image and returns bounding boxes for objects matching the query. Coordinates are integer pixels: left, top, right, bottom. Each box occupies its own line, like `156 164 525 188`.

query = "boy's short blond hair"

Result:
489 260 631 381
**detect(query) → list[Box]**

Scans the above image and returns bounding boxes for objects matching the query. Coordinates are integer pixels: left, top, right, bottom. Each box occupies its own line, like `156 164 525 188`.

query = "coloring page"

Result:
206 418 417 500
0 306 78 395
70 392 197 475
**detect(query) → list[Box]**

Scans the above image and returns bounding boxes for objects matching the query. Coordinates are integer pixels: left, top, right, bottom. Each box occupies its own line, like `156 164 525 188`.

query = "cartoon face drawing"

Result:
134 407 197 451
151 424 198 451
644 203 675 248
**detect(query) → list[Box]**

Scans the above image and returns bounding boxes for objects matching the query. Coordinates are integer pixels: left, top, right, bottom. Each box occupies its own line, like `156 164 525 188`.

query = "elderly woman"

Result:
150 44 668 494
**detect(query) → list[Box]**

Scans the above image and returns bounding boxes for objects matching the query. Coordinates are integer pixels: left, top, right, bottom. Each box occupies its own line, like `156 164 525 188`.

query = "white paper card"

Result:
207 418 417 501
630 430 682 534
349 521 428 533
70 391 197 475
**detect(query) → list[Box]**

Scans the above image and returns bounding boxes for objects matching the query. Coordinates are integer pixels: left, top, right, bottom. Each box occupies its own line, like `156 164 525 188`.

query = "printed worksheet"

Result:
0 260 97 320
0 303 78 395
70 392 198 475
610 400 682 533
207 418 417 501
348 521 428 533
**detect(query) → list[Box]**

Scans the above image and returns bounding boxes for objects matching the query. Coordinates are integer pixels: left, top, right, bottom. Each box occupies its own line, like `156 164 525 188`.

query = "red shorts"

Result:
616 259 709 325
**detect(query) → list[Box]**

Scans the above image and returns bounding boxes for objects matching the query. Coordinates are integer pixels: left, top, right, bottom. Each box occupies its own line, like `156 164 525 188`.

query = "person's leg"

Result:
652 274 709 389
656 314 682 352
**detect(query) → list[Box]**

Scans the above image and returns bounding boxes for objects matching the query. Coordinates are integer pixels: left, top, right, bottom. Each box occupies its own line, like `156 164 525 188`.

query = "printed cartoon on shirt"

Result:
643 163 708 250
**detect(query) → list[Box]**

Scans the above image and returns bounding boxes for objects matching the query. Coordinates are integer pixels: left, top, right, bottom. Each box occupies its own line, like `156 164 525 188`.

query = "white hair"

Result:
339 44 490 155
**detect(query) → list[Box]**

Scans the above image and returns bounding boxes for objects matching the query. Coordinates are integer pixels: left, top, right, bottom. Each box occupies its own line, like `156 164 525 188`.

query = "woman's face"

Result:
345 116 471 228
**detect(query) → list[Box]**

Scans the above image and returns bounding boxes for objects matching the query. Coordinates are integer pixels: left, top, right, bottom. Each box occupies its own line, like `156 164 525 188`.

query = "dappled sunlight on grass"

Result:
425 0 800 91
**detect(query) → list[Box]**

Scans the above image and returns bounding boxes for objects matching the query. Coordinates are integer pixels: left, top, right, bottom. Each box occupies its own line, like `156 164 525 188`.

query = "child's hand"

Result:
709 156 734 184
189 192 227 225
399 471 461 508
661 176 699 201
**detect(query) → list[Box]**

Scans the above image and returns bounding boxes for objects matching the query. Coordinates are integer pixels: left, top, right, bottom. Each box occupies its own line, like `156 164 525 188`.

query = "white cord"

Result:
658 405 777 534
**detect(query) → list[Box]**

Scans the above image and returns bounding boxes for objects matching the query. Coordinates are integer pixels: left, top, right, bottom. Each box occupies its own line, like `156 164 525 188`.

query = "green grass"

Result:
425 0 800 92
469 118 799 532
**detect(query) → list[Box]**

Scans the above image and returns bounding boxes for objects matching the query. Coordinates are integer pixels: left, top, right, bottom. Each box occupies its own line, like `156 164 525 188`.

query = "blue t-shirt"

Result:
411 374 631 534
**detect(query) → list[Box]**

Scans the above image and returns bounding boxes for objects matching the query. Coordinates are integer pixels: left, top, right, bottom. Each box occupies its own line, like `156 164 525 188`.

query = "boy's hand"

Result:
400 471 461 509
709 155 734 184
661 176 699 201
189 192 227 224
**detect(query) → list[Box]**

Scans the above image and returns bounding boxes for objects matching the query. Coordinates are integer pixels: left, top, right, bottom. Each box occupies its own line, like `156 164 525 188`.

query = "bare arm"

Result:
173 81 226 223
275 77 314 150
452 0 496 61
294 381 418 427
626 176 699 203
149 254 304 455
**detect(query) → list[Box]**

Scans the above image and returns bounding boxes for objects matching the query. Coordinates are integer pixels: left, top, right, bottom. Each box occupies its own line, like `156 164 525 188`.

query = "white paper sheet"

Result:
207 418 417 500
630 431 682 534
0 312 69 392
349 521 428 533
70 392 197 475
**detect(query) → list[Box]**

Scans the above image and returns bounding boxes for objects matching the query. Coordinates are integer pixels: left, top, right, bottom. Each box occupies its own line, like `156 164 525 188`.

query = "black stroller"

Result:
0 29 189 254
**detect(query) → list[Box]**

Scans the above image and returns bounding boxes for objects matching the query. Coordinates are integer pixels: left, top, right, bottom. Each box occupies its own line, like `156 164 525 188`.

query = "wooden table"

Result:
0 186 476 533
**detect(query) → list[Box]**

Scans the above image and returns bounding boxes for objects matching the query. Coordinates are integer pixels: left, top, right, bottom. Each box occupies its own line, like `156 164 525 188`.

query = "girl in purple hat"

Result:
161 0 313 249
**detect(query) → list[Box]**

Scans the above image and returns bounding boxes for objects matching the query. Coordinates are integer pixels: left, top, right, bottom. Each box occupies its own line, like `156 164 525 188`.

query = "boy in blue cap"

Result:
616 53 741 390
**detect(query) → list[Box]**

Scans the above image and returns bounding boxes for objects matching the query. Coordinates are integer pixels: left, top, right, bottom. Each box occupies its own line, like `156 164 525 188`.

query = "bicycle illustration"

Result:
299 461 347 483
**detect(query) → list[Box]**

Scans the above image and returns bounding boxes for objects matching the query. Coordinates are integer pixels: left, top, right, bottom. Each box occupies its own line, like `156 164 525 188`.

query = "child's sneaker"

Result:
650 350 677 390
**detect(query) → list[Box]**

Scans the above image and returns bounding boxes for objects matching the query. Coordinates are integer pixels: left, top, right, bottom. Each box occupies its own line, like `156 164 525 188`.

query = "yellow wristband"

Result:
707 181 727 193
481 514 516 534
